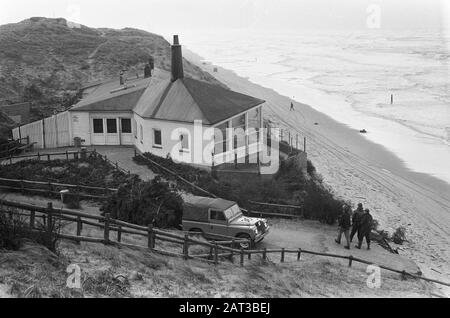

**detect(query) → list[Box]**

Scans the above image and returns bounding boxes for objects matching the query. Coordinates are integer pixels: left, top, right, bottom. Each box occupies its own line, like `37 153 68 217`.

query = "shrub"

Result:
101 176 183 228
306 160 316 176
0 208 62 252
65 194 81 210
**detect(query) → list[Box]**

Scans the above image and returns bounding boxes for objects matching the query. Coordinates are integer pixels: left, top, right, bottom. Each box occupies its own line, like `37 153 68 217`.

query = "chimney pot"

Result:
173 35 180 45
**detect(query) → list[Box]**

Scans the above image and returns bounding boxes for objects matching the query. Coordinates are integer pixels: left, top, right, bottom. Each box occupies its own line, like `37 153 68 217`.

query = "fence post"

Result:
104 213 110 243
117 226 122 243
76 216 82 244
183 234 189 260
148 225 154 249
240 248 245 267
47 202 53 235
248 250 252 260
214 243 219 265
297 248 302 261
281 248 285 263
263 248 267 261
37 152 41 161
47 154 51 161
9 155 12 165
66 150 69 161
48 182 52 197
30 210 35 228
348 255 353 267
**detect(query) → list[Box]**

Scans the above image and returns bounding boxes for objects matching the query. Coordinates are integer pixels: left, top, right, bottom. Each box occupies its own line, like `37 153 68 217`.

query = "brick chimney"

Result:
171 35 184 82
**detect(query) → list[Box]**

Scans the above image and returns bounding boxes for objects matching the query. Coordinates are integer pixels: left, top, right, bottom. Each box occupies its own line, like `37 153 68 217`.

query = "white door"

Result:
120 118 133 145
92 118 105 145
105 118 120 145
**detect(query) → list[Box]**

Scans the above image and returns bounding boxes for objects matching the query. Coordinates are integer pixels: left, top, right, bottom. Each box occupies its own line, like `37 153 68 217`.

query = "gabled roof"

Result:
71 69 265 125
71 76 153 112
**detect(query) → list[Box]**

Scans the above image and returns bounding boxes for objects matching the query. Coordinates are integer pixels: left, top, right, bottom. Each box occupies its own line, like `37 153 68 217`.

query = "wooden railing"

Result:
0 177 117 200
1 199 449 288
0 137 33 158
246 200 303 219
0 149 96 164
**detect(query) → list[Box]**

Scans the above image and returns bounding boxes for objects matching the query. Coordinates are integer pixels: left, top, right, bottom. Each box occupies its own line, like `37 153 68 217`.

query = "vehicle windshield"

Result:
224 205 242 220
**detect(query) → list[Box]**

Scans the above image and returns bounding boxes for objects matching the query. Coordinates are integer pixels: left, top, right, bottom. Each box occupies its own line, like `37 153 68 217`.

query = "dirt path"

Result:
194 62 450 296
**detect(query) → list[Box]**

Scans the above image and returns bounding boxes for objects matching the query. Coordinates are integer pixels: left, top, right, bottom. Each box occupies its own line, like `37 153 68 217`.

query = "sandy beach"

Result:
185 50 450 295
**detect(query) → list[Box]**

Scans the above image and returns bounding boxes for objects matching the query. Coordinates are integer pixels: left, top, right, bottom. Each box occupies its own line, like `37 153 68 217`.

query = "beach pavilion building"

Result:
13 36 266 170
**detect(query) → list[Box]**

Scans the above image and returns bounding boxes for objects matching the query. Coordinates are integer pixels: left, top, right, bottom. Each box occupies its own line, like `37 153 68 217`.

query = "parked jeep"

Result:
182 196 270 248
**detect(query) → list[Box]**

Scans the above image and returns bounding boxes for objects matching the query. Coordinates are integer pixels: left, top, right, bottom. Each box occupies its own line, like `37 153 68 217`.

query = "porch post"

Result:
245 112 249 164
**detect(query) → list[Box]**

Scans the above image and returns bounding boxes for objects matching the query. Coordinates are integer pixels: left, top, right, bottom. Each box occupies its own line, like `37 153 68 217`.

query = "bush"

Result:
65 194 81 210
0 208 62 252
306 160 316 176
101 176 183 228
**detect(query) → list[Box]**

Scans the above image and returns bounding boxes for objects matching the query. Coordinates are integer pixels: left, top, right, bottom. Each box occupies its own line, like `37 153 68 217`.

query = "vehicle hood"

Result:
230 216 265 227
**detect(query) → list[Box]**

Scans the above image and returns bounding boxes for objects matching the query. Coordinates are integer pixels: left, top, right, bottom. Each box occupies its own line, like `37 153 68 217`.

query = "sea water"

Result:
182 29 450 184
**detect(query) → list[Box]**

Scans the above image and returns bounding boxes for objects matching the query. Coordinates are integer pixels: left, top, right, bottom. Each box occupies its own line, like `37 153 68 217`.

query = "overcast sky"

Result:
0 0 448 35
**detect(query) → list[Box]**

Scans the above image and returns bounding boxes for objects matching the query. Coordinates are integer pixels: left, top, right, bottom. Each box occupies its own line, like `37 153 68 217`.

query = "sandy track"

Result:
193 61 450 295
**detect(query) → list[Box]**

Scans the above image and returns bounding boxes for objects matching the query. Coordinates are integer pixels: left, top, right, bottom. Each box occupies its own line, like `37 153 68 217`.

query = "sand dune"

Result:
189 56 450 296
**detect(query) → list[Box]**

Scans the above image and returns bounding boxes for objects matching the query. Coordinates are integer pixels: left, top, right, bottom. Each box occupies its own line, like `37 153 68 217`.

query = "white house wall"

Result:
70 112 91 145
71 112 134 146
133 114 215 167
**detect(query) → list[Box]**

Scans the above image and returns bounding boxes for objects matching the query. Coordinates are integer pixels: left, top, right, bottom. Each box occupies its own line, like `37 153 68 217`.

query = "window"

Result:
121 118 131 133
107 119 117 133
140 125 143 143
153 129 162 147
210 210 226 222
180 134 189 151
93 119 103 134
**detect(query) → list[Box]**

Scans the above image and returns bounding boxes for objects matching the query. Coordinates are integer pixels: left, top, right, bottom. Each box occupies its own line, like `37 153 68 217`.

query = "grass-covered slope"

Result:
0 17 222 120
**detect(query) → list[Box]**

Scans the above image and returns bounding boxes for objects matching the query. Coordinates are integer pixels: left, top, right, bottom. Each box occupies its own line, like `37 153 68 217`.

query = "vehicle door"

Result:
208 209 229 240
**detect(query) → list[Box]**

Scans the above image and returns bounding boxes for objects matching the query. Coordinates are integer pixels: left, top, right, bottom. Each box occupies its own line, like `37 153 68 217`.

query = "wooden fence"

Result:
0 199 448 287
0 149 97 165
0 137 34 159
0 177 117 200
12 111 71 149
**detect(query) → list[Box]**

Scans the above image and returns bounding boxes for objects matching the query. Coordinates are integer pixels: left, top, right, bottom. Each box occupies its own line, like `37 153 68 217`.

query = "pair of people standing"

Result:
336 203 373 250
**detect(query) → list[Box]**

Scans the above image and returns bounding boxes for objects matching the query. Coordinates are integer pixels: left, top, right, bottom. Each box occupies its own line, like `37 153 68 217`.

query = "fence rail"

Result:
0 149 97 164
0 137 33 158
0 198 448 288
0 177 117 200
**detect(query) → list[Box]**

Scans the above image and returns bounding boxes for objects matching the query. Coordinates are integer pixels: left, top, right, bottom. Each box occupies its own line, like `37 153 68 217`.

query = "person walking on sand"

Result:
356 209 373 250
350 203 364 242
335 205 352 249
290 102 295 111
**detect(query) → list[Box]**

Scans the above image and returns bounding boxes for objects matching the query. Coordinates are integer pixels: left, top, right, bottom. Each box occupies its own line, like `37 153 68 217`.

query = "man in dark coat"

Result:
335 205 352 249
356 209 373 250
350 203 364 242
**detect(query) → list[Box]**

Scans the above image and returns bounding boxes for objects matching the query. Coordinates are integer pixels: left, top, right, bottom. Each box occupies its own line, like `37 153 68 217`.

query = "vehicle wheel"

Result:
189 228 204 239
236 233 253 250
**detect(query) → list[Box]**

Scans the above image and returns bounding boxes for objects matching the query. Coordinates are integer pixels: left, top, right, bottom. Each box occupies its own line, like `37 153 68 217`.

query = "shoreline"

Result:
185 49 450 295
